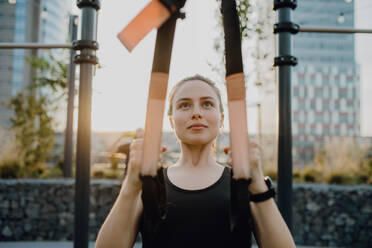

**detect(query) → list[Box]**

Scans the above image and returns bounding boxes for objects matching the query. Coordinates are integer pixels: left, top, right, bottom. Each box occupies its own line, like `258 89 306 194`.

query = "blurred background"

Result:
1 0 372 246
0 0 371 183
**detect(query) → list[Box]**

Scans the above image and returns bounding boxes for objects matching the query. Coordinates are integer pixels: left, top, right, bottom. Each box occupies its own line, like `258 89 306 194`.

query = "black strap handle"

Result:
141 13 179 241
221 0 244 76
221 1 254 247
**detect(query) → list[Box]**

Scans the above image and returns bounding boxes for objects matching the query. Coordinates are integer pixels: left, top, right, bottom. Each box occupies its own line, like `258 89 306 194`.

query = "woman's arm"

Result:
96 137 147 248
249 179 296 248
226 142 296 248
95 179 143 248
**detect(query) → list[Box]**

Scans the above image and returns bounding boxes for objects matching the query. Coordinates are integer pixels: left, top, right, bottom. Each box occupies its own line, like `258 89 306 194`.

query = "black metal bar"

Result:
74 1 99 247
299 26 372 34
274 2 295 231
63 15 78 178
0 43 72 49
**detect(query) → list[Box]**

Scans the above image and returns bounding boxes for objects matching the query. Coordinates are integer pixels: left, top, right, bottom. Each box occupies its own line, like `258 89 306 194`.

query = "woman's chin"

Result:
182 137 215 147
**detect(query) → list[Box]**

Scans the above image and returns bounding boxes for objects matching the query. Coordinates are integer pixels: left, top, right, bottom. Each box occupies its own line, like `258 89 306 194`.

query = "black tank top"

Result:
139 166 233 248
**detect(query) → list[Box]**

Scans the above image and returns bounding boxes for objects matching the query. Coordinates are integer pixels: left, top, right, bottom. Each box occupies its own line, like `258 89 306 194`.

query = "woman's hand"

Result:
125 136 167 192
224 140 267 193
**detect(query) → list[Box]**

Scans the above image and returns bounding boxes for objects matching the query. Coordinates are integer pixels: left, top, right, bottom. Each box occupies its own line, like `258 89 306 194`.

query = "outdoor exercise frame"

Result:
0 0 100 247
272 0 372 230
0 0 371 247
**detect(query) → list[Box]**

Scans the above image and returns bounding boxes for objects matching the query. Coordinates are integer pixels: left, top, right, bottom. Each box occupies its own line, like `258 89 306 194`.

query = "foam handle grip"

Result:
226 73 251 179
117 0 171 52
141 72 169 176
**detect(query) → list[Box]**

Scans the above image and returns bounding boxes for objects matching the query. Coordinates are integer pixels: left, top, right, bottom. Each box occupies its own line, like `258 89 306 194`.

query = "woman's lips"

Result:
188 124 207 130
189 126 206 130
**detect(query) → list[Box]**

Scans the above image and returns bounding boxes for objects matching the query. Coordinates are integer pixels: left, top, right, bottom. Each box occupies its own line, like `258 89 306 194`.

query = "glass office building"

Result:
0 0 71 127
292 0 359 166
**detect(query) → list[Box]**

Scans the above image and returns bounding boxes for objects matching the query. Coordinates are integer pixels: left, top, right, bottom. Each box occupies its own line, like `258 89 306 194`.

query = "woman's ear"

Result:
220 114 225 129
169 116 174 129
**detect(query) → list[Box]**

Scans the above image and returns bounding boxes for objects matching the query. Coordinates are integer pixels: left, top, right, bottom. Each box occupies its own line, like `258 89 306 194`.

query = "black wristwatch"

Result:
250 176 276 203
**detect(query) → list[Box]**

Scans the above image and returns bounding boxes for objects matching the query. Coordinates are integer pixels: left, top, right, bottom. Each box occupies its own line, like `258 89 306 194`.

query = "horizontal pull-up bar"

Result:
0 43 72 49
299 26 372 34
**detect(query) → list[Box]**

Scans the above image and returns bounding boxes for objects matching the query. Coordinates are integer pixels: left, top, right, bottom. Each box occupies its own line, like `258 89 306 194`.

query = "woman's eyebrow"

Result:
176 98 190 103
200 96 215 101
176 96 216 103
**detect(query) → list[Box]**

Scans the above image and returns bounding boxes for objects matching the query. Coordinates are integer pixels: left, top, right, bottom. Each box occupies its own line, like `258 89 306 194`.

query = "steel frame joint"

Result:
274 55 297 67
72 40 99 51
273 0 297 10
274 22 300 34
74 54 99 65
77 0 101 10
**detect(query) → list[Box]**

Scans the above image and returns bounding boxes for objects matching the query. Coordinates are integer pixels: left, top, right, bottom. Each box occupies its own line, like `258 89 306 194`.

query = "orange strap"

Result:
117 0 170 52
141 72 169 176
226 72 251 179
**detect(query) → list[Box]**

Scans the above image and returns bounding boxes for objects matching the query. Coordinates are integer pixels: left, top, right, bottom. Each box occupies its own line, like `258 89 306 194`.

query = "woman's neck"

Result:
177 142 216 169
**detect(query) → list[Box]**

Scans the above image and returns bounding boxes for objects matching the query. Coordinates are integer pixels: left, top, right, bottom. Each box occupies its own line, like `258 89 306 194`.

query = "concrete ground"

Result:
0 242 329 248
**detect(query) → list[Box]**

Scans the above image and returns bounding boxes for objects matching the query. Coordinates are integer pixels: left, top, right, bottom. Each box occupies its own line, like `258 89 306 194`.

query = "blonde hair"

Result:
167 74 224 116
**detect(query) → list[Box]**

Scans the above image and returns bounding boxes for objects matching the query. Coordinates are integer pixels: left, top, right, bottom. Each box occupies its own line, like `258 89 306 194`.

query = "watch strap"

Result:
250 177 276 202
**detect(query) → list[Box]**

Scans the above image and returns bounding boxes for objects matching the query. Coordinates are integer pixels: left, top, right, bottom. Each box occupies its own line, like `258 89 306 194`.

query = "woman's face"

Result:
169 80 224 146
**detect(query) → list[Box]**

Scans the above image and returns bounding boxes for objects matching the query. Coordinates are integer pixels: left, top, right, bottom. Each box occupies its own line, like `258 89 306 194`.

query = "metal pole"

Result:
299 26 372 34
0 43 72 49
74 1 99 247
30 0 40 90
273 0 297 231
63 15 78 178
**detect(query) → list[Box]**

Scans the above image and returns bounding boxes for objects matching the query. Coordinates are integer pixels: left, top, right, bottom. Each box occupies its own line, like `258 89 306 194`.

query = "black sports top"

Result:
139 166 233 248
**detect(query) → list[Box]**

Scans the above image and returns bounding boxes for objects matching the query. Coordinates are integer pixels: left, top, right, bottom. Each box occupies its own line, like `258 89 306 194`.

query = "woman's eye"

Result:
179 102 190 109
203 101 213 108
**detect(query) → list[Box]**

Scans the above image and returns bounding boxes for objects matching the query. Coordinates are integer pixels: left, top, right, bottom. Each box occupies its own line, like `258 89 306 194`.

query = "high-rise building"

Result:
0 0 71 128
292 0 359 166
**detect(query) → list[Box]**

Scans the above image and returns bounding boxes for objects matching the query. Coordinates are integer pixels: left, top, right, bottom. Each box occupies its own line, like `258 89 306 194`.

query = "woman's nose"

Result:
191 105 202 119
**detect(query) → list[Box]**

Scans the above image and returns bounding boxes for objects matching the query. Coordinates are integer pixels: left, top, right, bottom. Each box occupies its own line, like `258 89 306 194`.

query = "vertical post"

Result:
273 0 298 231
63 15 78 178
74 1 100 248
28 0 41 90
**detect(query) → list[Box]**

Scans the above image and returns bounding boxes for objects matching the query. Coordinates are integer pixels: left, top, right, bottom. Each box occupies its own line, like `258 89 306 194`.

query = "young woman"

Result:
95 75 296 248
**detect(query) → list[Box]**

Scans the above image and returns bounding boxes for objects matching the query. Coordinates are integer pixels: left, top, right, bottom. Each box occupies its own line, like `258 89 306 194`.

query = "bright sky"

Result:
72 0 372 137
89 0 227 132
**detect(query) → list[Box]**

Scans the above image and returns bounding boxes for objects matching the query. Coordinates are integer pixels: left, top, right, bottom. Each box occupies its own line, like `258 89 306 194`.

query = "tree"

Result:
5 53 67 176
210 0 275 90
210 0 277 168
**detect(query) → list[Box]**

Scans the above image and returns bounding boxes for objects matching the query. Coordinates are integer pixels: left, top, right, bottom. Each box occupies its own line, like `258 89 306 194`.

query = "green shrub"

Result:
0 160 22 178
40 166 63 178
104 170 121 179
326 171 355 185
301 166 322 183
355 173 369 184
92 168 122 179
25 164 46 178
92 169 105 179
367 175 372 185
293 169 301 183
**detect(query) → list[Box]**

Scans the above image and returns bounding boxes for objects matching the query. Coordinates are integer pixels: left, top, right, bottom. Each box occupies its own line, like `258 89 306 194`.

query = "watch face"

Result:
264 176 273 189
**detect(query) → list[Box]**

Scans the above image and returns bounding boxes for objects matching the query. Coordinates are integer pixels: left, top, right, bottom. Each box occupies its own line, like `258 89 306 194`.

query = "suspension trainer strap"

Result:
118 0 186 240
141 12 179 241
117 0 185 51
221 0 253 247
